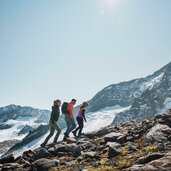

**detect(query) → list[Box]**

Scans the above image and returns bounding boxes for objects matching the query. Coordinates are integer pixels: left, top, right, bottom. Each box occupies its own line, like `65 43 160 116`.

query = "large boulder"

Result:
104 132 126 143
0 154 14 164
85 128 111 139
48 143 81 157
32 148 52 161
31 158 59 171
144 123 171 143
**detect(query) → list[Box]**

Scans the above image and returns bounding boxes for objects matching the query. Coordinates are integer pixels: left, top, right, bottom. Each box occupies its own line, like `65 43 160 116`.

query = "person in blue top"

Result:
72 102 88 137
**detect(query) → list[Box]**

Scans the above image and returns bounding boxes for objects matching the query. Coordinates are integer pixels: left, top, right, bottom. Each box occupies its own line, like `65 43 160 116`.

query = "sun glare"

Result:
100 0 122 12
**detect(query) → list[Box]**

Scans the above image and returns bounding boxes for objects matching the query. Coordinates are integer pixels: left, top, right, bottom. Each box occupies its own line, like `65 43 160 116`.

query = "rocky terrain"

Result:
0 109 171 171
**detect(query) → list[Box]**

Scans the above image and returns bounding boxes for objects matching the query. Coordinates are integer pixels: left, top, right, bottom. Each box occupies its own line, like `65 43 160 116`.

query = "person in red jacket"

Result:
63 99 77 141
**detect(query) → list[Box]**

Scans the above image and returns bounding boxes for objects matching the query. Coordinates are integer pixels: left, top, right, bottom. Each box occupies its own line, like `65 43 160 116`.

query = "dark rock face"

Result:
136 153 165 164
0 154 14 164
0 140 19 155
0 123 12 130
32 149 52 161
113 62 171 124
108 145 121 158
18 125 35 135
3 124 49 156
50 143 81 157
104 132 126 144
88 78 145 112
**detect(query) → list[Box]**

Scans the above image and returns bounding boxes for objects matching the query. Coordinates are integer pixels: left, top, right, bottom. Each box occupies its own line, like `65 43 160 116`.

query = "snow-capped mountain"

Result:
0 104 50 123
113 62 171 124
86 62 171 124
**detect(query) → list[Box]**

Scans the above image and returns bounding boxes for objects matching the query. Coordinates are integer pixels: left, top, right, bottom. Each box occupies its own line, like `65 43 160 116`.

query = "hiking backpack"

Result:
61 102 69 114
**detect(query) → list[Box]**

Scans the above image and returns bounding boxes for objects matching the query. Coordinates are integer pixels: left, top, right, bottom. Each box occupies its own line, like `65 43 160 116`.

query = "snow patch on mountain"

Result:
84 105 130 132
164 98 171 109
158 98 171 115
0 119 39 143
146 72 164 90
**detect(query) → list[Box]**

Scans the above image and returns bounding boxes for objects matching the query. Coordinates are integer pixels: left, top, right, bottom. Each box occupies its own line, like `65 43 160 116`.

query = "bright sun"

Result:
100 0 122 12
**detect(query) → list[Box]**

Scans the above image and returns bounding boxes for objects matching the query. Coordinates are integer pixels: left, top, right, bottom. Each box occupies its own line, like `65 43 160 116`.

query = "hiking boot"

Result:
64 133 69 138
40 143 46 148
63 135 67 141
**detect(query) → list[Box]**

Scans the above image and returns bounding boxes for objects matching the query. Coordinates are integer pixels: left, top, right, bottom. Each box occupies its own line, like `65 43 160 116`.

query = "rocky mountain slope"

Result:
113 62 171 124
0 109 171 171
86 62 171 124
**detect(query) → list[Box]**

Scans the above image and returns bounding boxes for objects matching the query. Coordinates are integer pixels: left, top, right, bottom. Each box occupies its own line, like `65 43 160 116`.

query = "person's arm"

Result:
82 109 86 122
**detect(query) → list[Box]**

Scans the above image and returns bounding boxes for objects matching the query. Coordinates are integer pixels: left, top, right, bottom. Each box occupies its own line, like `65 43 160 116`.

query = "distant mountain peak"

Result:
86 62 171 124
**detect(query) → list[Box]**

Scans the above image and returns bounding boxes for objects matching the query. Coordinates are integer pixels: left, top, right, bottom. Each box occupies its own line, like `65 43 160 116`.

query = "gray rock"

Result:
145 123 171 143
2 163 20 170
15 156 31 166
136 153 165 164
127 143 138 152
32 158 59 171
108 145 121 158
124 151 171 171
32 148 52 161
106 142 122 148
85 128 110 138
66 137 77 144
104 132 124 143
0 154 14 164
22 150 35 162
51 144 81 157
117 135 126 144
83 152 99 159
126 136 135 142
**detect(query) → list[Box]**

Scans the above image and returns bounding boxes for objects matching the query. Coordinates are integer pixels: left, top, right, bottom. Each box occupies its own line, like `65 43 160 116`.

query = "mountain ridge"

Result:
85 62 171 124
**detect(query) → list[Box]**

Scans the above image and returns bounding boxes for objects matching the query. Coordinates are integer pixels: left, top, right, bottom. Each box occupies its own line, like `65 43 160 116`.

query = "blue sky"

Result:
0 0 171 109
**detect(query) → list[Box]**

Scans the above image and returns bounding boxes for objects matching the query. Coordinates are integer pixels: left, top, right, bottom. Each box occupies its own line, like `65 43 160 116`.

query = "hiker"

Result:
63 99 77 140
41 99 62 147
72 102 88 137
